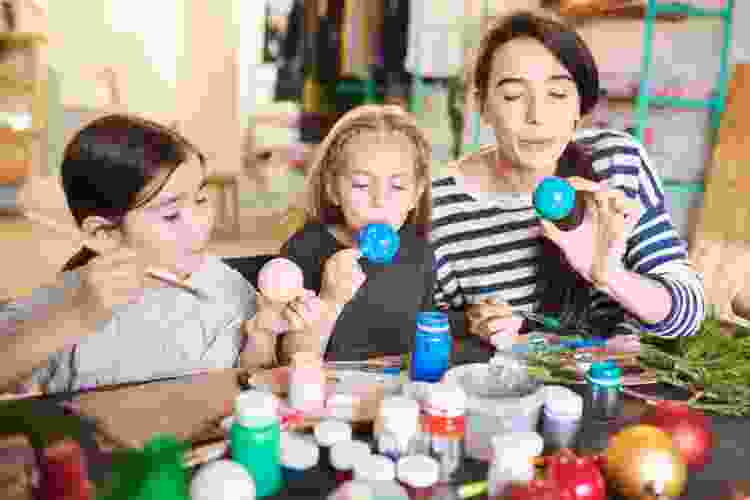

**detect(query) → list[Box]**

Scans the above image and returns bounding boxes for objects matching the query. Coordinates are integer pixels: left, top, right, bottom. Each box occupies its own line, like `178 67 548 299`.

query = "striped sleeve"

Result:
579 129 706 338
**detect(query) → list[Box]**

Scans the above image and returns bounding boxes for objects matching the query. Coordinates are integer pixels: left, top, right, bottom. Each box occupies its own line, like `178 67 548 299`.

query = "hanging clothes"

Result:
404 0 464 79
382 0 410 75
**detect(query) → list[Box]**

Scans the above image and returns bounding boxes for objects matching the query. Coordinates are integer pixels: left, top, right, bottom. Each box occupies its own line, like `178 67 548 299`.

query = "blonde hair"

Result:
304 105 433 237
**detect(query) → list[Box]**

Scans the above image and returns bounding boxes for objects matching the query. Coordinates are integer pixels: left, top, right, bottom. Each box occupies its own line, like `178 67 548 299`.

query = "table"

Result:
14 336 750 500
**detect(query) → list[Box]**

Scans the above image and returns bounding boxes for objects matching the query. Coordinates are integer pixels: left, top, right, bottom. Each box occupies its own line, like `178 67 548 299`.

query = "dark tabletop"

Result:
23 335 750 500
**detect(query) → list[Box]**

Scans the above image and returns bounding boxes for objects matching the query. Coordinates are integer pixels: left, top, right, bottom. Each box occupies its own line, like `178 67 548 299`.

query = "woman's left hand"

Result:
538 177 643 288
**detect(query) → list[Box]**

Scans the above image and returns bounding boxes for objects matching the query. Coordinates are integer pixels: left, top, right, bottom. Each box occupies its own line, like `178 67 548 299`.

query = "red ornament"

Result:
501 479 576 500
639 400 714 471
543 449 607 500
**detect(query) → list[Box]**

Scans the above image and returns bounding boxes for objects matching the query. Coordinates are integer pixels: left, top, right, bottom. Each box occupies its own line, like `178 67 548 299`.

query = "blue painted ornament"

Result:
357 223 400 264
533 176 576 221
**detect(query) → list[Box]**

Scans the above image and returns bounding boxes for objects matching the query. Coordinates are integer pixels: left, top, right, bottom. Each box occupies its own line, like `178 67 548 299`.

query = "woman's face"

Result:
482 36 581 173
121 156 215 277
327 131 424 233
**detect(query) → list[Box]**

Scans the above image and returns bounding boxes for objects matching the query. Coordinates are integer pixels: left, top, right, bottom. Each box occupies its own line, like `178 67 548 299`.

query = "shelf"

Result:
0 32 47 47
654 2 730 18
544 0 688 22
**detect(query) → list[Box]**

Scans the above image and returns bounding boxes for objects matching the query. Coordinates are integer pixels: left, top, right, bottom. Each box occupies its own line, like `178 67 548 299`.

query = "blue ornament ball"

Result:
357 223 400 264
533 176 576 221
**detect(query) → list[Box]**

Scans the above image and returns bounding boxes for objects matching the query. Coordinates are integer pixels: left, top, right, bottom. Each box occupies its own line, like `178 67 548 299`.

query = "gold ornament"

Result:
604 425 688 500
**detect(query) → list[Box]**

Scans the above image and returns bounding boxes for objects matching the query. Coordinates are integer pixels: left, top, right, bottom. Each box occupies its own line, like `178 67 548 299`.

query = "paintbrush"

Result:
22 209 203 297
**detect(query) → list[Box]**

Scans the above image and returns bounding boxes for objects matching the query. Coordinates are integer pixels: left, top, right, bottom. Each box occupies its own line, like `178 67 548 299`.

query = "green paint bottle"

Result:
230 391 283 498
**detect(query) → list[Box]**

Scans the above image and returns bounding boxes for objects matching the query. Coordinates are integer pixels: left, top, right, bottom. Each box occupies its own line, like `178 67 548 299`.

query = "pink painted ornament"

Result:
257 257 305 303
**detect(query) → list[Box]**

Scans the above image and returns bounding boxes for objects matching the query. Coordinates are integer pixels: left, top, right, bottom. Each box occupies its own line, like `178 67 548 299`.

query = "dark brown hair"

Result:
305 105 433 238
60 114 205 272
473 11 599 116
473 12 605 333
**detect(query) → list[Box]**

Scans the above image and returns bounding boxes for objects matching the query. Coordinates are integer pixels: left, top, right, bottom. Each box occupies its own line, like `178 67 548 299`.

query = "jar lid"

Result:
354 454 396 482
396 455 439 488
234 391 279 421
586 360 623 386
314 419 352 447
281 433 319 470
492 432 544 459
330 440 372 471
380 397 420 429
416 312 449 331
425 383 467 415
544 385 583 417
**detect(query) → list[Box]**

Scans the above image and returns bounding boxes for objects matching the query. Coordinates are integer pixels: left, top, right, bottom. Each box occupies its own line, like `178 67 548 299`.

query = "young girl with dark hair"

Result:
0 114 315 393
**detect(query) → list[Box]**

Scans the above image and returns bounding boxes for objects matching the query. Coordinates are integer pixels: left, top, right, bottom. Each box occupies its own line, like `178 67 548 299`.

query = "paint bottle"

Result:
42 439 94 500
288 351 326 415
376 396 421 463
230 391 283 498
330 440 372 485
354 454 396 482
542 385 584 451
487 432 544 499
422 383 466 482
314 419 352 466
396 455 439 500
411 312 452 383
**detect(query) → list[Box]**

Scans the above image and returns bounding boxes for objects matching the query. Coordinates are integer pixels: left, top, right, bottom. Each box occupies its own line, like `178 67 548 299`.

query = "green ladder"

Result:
635 0 735 195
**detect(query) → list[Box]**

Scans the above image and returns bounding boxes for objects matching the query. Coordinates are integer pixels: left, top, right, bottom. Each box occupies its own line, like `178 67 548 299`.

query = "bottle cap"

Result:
492 432 544 460
330 440 372 471
314 419 352 447
234 391 279 425
416 312 449 332
396 455 439 488
358 223 400 264
281 433 319 470
544 385 584 418
425 383 467 415
379 397 420 432
586 360 623 387
354 454 396 482
533 176 576 221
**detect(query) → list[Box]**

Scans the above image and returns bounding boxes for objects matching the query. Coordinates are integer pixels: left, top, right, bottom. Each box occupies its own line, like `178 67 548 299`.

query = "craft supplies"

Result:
444 358 546 461
280 432 319 481
542 385 584 451
330 440 372 484
354 454 397 482
487 432 544 499
411 312 452 383
256 257 305 303
422 383 467 482
327 479 410 500
584 361 624 421
314 420 352 465
190 459 256 500
533 176 584 231
396 455 439 500
288 351 326 414
375 396 421 463
358 223 400 264
230 391 283 498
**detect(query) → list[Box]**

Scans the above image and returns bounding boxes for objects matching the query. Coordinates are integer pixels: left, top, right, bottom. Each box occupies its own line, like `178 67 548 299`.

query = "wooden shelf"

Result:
543 1 688 22
0 32 47 47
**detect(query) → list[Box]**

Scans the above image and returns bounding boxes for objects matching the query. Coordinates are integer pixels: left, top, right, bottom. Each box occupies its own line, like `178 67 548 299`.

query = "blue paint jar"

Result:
584 360 624 421
411 312 452 383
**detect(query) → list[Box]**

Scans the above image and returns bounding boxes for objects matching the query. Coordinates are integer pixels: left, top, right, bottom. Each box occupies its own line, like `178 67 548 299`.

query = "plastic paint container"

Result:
330 440 372 485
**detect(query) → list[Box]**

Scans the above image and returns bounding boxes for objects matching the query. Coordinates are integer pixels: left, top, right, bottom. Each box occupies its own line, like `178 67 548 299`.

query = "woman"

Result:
431 11 705 344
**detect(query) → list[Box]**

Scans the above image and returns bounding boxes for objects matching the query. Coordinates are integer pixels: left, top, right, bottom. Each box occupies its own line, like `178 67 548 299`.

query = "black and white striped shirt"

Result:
430 129 705 338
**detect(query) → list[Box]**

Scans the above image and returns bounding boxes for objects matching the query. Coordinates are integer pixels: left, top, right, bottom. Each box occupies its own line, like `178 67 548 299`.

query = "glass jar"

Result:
422 383 466 482
376 396 421 463
487 432 544 499
584 361 624 421
411 312 452 383
542 385 583 451
396 455 439 500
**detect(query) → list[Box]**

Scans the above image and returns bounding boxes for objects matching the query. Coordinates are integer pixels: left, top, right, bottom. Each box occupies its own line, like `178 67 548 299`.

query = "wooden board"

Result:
74 369 243 449
689 64 750 328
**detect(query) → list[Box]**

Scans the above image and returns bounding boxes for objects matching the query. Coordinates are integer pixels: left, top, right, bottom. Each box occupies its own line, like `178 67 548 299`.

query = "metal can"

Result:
422 383 467 482
411 312 452 383
584 360 624 421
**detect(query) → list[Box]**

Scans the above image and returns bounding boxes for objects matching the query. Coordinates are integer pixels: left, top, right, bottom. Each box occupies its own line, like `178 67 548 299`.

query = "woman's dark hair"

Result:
473 11 599 116
473 12 609 335
60 114 205 272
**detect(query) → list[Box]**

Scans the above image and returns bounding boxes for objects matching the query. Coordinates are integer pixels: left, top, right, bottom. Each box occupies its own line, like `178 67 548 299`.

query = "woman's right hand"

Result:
320 248 367 306
465 297 523 345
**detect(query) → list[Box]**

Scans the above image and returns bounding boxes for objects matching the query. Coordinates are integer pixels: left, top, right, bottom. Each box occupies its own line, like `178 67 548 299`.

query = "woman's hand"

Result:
320 249 367 306
538 177 643 289
465 297 524 346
